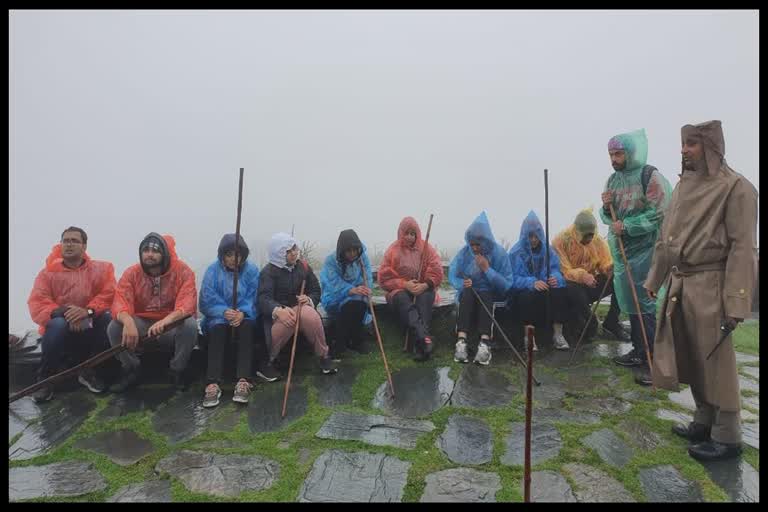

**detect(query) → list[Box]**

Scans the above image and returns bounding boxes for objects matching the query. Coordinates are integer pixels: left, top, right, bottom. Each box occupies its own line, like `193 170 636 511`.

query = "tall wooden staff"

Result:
281 260 308 418
403 214 434 352
524 325 535 502
361 262 395 397
231 168 244 339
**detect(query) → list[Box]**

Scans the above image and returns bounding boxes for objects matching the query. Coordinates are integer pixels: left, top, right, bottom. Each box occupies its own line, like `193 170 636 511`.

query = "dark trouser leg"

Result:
167 317 199 373
392 291 428 341
567 281 592 325
107 317 150 371
516 290 547 327
414 290 435 339
338 300 367 347
629 313 656 359
602 276 621 326
456 289 477 335
80 312 113 379
235 320 255 381
206 324 228 384
39 317 73 377
549 287 570 324
474 290 494 338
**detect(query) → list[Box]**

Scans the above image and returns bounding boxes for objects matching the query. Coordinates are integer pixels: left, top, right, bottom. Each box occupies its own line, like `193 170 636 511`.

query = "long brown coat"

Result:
645 120 758 412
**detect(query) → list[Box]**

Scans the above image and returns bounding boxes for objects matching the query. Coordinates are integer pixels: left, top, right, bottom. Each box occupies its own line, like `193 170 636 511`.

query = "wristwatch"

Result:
87 308 95 317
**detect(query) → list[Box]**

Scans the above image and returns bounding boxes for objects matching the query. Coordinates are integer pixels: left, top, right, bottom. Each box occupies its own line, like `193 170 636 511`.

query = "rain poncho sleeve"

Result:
600 171 672 237
199 261 260 331
508 211 566 291
319 246 373 316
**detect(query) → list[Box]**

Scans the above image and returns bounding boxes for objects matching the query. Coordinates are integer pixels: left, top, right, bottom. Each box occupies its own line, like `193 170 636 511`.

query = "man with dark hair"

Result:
646 120 758 462
27 226 116 402
107 233 199 392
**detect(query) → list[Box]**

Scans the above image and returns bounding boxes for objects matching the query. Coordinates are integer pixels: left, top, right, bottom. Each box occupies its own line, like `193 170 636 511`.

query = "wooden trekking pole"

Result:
361 261 395 397
524 325 535 502
567 274 612 366
281 261 307 418
9 314 192 404
609 204 655 391
403 214 434 352
231 167 244 340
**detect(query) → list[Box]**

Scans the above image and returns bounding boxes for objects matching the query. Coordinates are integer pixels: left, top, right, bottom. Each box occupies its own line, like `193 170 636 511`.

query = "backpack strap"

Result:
641 165 657 195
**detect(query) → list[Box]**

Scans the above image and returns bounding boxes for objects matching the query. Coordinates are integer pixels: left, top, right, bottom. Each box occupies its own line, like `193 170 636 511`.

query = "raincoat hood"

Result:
681 120 728 177
217 233 250 269
464 211 496 256
509 210 546 261
397 216 423 251
268 232 298 270
336 229 363 264
574 208 597 238
44 243 92 271
139 232 176 275
607 128 648 175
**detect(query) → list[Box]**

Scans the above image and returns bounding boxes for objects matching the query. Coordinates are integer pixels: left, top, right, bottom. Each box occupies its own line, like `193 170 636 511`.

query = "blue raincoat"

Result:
319 238 373 325
199 234 260 334
508 210 566 291
448 211 513 301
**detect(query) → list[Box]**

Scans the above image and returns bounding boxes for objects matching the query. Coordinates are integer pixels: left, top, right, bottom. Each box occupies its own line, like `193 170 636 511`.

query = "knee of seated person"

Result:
44 317 70 336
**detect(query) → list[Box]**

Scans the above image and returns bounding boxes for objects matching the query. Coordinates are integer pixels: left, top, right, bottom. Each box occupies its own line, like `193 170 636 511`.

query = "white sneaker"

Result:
474 341 492 366
553 333 570 351
454 339 469 363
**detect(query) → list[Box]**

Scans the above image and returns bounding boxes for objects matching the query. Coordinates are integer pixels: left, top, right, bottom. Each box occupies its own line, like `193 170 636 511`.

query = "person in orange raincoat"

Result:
107 232 198 392
378 217 444 361
27 226 116 402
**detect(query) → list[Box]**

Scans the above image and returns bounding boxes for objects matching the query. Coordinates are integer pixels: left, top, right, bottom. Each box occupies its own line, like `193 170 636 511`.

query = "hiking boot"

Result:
688 440 742 461
454 339 469 363
232 379 254 404
634 365 653 386
613 350 643 367
202 383 222 408
256 363 281 382
109 368 140 393
32 385 54 403
553 333 570 351
78 369 106 394
320 356 338 375
672 422 712 443
473 341 492 366
603 320 630 342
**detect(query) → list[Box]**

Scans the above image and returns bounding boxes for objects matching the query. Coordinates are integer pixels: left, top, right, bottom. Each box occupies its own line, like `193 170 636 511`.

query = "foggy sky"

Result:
9 10 759 332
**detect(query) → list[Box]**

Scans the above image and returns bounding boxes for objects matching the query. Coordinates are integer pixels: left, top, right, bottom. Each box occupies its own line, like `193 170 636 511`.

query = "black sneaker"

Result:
633 365 653 386
688 440 742 461
613 350 643 367
78 369 106 393
319 356 338 375
32 385 54 403
603 320 630 342
109 369 140 393
256 363 281 382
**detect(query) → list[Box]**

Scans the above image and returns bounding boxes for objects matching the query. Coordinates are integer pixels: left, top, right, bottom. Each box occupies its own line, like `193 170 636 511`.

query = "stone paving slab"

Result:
569 396 632 416
313 364 360 407
562 463 635 502
528 470 577 502
247 381 308 433
667 387 696 411
618 419 666 451
534 407 601 425
298 450 410 502
9 461 108 501
742 422 759 450
107 480 173 503
421 467 501 502
74 429 155 466
316 411 435 449
450 364 518 408
372 366 454 418
436 415 494 465
581 428 634 468
741 366 759 380
151 389 221 445
638 465 703 502
502 422 562 466
701 457 759 502
739 376 759 393
735 352 759 364
99 386 177 420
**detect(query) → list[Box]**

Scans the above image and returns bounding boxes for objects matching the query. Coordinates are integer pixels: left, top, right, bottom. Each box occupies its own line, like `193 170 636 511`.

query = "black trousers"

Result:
206 320 262 384
630 313 656 358
391 289 435 342
566 274 621 327
456 289 494 337
335 300 368 348
510 287 569 326
40 313 112 378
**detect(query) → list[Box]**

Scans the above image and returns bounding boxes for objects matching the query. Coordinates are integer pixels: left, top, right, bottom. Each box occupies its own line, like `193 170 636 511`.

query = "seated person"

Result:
258 233 337 375
199 233 276 409
320 229 374 357
108 233 199 392
378 216 444 362
553 208 628 342
448 211 513 366
508 211 570 351
27 226 116 402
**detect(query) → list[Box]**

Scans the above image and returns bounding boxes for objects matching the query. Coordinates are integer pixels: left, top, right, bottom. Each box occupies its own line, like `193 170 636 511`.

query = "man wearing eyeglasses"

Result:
107 232 198 392
27 226 116 402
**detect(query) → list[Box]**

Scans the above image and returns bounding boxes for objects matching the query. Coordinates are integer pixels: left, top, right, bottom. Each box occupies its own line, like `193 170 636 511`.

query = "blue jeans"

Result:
629 313 656 360
40 312 112 377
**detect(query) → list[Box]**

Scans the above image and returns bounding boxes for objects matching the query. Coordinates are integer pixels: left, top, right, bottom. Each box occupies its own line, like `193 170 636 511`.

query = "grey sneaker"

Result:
202 383 222 408
613 350 643 367
256 363 281 382
454 339 469 363
320 356 338 375
232 379 253 404
473 341 492 366
553 333 570 351
78 369 106 393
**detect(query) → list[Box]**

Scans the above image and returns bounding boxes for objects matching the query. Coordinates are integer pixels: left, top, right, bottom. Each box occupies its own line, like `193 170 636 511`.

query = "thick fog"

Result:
9 10 758 332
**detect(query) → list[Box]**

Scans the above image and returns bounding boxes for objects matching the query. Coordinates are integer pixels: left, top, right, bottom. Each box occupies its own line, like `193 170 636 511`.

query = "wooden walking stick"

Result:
567 274 612 366
9 314 192 404
361 261 395 397
403 214 434 352
609 204 655 391
281 260 307 418
524 325 535 502
231 167 245 340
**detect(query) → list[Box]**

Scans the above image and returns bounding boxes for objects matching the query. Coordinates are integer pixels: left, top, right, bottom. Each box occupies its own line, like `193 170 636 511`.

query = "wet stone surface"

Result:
534 407 601 425
313 364 360 407
316 411 435 449
151 389 221 445
107 480 173 503
739 376 759 393
742 422 759 449
620 390 658 402
420 467 501 502
638 465 703 502
9 392 96 461
194 439 242 450
742 395 759 412
298 449 410 502
155 450 280 497
372 366 454 418
584 341 634 360
436 415 494 465
656 408 693 425
735 352 759 364
450 364 518 408
562 463 636 502
668 387 697 411
210 404 243 432
74 429 155 466
502 422 562 466
530 371 567 407
9 461 108 501
570 396 632 416
99 385 177 420
618 419 665 451
701 457 759 502
247 381 308 433
528 470 577 502
741 366 759 380
562 365 619 394
581 428 634 468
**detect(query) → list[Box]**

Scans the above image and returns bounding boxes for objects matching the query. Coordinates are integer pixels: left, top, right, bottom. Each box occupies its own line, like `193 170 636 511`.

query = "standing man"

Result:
645 120 758 462
601 128 672 385
108 233 199 392
27 226 116 401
